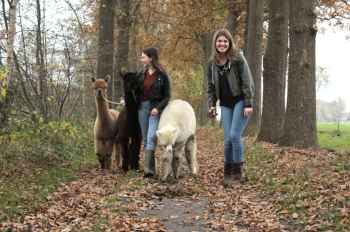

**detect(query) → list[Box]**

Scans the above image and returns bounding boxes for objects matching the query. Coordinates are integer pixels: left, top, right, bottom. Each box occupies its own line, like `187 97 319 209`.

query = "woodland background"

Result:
1 0 350 148
0 0 350 230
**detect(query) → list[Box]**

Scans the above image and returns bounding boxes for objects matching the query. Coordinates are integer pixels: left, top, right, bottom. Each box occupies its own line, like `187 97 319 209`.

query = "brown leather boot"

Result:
228 162 244 186
222 162 233 187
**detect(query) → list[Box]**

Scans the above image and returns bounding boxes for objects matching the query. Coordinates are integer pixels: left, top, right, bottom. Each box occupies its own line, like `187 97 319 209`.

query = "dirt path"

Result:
0 129 300 231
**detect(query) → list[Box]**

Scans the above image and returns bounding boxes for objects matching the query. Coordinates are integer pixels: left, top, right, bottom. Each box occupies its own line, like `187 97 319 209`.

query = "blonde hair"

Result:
211 28 239 66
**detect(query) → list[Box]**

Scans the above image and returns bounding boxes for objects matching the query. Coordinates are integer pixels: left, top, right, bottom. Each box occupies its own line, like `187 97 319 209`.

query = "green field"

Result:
317 122 350 154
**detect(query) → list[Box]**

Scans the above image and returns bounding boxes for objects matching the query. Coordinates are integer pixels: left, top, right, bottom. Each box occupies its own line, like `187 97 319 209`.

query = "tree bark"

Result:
97 0 115 107
199 31 214 126
129 0 142 72
115 0 131 102
3 0 19 86
36 0 49 122
279 0 320 149
257 0 288 143
243 0 250 56
227 1 240 41
243 0 264 137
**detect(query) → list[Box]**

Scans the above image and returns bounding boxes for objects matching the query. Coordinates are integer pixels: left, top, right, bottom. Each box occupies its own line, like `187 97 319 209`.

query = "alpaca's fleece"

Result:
91 75 121 170
156 100 197 180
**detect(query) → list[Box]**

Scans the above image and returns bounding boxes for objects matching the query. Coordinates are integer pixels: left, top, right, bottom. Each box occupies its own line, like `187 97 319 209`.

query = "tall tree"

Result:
199 31 214 126
3 0 19 86
226 0 241 41
243 0 264 137
279 0 320 149
97 0 115 106
129 0 143 72
243 0 250 56
257 0 288 143
114 0 131 101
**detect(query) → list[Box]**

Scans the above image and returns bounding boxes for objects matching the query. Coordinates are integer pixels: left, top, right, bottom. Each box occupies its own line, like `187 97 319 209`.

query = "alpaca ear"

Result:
91 76 95 82
156 130 161 137
172 128 177 134
105 75 110 83
118 72 124 78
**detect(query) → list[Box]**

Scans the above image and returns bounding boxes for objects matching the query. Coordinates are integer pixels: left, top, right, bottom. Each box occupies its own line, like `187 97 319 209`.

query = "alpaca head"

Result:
156 126 178 153
119 71 139 92
91 75 109 98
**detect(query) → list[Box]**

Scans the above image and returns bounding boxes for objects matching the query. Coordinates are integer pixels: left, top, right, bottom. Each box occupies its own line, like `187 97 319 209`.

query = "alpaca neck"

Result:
95 97 110 121
124 90 139 123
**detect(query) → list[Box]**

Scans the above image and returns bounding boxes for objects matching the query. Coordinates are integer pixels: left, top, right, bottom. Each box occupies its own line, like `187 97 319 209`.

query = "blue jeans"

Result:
138 101 160 151
221 100 250 163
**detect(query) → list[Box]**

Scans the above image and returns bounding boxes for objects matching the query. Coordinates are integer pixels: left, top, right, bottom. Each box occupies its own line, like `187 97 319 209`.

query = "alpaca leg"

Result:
129 141 135 170
104 139 114 170
129 136 142 171
121 138 131 172
160 150 173 181
172 147 184 179
114 136 121 168
95 139 105 169
185 135 198 175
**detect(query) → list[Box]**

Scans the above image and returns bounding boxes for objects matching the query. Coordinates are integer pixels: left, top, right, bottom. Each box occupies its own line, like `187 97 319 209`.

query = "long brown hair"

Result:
211 29 239 66
142 47 166 72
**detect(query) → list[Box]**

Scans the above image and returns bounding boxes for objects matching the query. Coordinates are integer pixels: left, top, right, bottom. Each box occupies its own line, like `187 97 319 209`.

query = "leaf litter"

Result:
0 127 349 231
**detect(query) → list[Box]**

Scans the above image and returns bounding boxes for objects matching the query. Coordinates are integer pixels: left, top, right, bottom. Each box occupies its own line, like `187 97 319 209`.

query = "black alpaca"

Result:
116 72 142 172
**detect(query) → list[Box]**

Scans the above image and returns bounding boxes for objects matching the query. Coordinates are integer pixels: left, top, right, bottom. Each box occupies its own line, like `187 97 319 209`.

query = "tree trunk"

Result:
243 0 250 56
279 0 320 149
227 1 239 41
97 0 115 107
3 0 19 86
115 0 131 102
243 0 264 137
199 31 214 126
129 0 143 72
256 0 288 143
36 0 49 122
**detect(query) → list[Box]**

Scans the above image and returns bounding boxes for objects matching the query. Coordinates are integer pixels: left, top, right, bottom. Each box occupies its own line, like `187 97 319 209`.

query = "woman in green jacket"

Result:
207 29 255 187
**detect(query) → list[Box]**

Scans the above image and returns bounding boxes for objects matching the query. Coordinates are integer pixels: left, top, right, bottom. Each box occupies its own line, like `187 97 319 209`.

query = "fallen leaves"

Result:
1 127 349 231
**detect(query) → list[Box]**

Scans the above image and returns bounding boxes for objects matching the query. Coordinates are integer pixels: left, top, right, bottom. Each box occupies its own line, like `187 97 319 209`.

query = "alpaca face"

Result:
156 126 177 153
120 72 139 92
91 76 109 98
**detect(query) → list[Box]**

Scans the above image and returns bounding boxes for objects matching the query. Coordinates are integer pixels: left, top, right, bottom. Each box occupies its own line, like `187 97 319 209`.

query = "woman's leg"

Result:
138 101 150 150
146 113 160 151
221 106 237 186
220 106 235 163
230 100 250 163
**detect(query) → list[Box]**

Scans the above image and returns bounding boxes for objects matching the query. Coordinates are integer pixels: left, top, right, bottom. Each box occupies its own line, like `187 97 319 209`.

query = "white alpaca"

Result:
156 100 198 181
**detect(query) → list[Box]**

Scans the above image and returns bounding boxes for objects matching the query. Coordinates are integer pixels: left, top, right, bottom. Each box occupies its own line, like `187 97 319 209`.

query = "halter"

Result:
124 79 139 104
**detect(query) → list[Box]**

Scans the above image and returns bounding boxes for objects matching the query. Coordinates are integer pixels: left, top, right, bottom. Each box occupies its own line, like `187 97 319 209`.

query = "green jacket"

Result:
207 51 255 108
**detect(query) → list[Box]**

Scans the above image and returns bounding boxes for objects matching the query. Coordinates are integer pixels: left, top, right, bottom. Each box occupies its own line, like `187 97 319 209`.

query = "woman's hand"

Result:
151 108 159 116
244 108 253 117
121 100 125 106
209 107 216 117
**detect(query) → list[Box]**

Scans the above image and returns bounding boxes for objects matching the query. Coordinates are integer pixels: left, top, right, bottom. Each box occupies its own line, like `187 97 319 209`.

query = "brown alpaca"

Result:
91 75 121 170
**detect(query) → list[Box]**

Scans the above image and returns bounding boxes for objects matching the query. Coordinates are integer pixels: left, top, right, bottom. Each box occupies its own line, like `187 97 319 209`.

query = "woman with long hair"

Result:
207 29 254 186
121 47 171 177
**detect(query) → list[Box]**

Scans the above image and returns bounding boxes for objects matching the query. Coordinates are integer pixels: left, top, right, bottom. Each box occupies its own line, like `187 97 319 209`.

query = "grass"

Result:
244 137 350 231
317 122 350 133
0 118 97 220
317 122 350 154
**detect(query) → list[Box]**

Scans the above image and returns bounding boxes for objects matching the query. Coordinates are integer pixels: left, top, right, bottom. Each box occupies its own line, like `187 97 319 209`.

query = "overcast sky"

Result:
316 25 350 111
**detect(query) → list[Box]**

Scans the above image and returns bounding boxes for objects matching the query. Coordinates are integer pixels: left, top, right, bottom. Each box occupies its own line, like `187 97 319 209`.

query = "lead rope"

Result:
173 109 218 151
102 95 122 105
102 90 138 106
